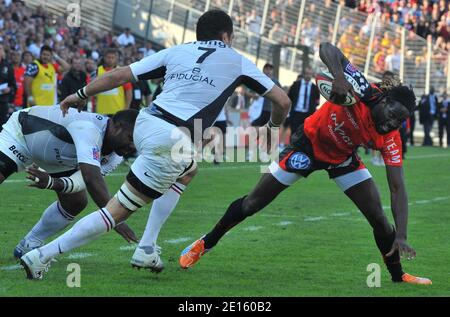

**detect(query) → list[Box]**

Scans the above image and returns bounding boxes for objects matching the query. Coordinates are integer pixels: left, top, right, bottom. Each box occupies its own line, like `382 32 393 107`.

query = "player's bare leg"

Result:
20 181 153 279
344 179 431 285
180 173 288 268
0 172 5 184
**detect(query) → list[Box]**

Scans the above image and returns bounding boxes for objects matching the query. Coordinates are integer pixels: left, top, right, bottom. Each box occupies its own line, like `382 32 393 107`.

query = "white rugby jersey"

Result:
129 40 275 132
16 105 121 174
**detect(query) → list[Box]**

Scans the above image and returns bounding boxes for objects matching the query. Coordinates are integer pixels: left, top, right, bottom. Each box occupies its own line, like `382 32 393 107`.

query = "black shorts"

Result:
277 125 365 179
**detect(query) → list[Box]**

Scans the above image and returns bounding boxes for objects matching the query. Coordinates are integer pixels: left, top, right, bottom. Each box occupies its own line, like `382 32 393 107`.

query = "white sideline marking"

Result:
243 226 264 231
119 244 137 251
433 196 450 201
0 264 22 271
277 221 293 226
304 216 325 222
415 200 431 204
331 212 351 217
65 252 94 260
4 153 450 184
164 237 192 244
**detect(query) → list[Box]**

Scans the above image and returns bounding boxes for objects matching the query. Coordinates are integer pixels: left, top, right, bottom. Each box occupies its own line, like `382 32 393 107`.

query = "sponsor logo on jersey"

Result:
330 113 354 146
287 152 311 170
92 147 100 162
167 73 216 87
8 145 28 163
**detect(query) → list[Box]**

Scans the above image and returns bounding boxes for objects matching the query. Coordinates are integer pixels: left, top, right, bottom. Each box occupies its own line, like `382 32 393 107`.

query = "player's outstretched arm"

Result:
385 165 416 260
264 85 291 127
319 42 355 104
60 66 134 115
27 165 138 243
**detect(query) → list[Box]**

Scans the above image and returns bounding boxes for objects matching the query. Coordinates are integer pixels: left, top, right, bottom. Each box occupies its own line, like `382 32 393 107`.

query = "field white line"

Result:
164 237 192 244
277 221 293 226
331 212 351 217
4 153 449 185
65 252 95 260
0 264 22 271
119 244 138 251
243 226 264 231
304 216 326 222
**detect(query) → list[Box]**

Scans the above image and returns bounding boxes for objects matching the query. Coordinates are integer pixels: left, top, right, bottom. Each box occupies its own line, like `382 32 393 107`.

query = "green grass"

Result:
1 146 449 296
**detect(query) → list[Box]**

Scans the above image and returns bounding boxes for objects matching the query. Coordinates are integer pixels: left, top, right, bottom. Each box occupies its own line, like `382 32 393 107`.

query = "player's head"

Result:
196 10 234 44
103 48 119 68
40 45 53 64
107 109 139 156
371 84 416 135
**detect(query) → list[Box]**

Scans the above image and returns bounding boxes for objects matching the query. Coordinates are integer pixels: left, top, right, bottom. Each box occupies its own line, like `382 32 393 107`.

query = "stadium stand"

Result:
2 0 450 145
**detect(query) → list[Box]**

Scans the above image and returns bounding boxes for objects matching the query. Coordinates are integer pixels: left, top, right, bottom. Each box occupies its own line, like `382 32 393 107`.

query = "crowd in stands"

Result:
0 0 449 147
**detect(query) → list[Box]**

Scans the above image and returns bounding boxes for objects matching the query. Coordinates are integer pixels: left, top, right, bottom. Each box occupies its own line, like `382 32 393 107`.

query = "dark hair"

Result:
263 63 274 69
196 10 233 41
104 48 118 57
111 109 139 131
385 85 417 114
40 45 53 54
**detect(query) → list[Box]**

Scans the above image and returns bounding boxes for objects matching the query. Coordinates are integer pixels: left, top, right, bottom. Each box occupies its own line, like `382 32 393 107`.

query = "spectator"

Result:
22 51 34 67
11 50 25 109
438 91 450 147
288 66 320 134
139 41 156 57
117 27 136 47
24 45 70 106
419 86 439 146
95 48 132 115
124 56 152 110
0 43 16 128
60 57 87 105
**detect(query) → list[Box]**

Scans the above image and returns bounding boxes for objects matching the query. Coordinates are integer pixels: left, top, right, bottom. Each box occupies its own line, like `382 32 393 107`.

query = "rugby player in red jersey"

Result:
180 42 431 285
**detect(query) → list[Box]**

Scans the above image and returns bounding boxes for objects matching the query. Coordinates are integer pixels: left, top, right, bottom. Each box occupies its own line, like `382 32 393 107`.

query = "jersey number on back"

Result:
196 47 216 63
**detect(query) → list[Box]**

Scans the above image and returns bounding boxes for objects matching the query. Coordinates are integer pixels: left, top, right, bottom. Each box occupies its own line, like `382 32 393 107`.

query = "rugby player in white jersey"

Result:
0 105 139 258
21 10 291 279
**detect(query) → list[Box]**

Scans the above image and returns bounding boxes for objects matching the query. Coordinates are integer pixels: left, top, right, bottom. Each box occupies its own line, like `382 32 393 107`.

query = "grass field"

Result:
0 146 449 297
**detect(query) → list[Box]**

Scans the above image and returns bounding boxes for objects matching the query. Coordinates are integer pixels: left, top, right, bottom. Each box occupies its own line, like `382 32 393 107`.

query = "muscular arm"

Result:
79 163 110 207
264 85 291 126
86 66 134 97
319 42 349 80
386 165 409 240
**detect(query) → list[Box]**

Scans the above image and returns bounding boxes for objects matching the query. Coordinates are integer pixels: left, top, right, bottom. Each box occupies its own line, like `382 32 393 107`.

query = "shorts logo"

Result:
92 147 100 162
9 145 28 163
287 152 311 170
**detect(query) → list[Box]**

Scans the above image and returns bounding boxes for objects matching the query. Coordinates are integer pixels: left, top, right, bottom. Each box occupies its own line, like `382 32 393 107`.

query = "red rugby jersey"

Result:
304 62 403 167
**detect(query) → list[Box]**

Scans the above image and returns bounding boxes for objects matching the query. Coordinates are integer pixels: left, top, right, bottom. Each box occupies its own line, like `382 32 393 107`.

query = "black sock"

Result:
373 228 404 282
203 196 248 249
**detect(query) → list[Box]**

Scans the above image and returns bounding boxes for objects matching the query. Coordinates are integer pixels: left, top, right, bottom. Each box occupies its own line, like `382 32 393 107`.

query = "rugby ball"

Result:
315 70 361 106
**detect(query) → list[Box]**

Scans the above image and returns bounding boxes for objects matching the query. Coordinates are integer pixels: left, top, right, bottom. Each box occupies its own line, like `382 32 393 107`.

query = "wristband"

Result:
76 87 88 100
45 177 54 190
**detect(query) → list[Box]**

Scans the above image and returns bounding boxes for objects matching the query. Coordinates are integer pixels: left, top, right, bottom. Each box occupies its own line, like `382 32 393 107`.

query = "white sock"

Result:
24 202 74 246
138 182 185 248
39 208 115 262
